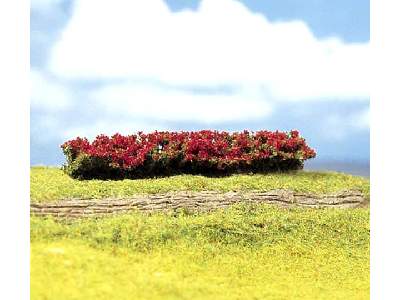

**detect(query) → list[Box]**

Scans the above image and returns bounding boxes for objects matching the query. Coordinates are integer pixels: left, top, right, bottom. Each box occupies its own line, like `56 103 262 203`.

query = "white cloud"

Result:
31 114 64 143
320 108 370 141
49 0 369 102
31 0 65 13
63 120 166 140
91 83 272 123
30 70 72 111
351 108 370 130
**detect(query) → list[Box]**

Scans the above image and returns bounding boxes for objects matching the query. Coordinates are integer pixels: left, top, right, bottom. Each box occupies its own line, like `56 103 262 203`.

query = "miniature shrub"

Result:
61 130 316 179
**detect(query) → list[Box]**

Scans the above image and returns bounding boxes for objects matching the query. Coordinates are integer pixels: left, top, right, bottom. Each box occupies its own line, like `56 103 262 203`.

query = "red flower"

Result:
61 129 316 173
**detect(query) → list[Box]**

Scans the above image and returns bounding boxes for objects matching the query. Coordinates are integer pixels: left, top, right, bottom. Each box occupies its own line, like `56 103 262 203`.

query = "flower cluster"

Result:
61 130 316 179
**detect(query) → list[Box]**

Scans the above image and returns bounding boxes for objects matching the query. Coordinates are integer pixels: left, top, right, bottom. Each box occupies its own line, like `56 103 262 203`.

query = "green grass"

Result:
31 204 369 300
31 166 370 299
31 166 370 202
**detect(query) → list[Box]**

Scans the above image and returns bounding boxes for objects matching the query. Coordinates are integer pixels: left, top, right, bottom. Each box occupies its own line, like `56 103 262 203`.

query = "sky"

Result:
31 0 370 167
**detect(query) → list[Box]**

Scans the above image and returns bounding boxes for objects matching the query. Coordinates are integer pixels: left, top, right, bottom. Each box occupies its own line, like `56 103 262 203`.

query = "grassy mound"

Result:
31 204 369 300
30 166 369 203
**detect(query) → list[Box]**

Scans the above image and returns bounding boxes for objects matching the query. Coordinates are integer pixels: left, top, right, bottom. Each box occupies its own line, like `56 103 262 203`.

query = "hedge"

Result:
61 130 316 179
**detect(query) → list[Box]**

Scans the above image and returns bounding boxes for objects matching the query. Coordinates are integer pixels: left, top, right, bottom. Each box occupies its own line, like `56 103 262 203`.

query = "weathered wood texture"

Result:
31 189 367 218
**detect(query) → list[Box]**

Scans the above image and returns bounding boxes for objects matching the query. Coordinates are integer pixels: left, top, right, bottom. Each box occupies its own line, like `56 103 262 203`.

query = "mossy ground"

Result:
30 166 370 203
31 205 369 300
30 167 369 299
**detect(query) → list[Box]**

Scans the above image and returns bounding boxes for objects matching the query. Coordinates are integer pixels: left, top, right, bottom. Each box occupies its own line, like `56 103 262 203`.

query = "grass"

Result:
30 166 370 299
30 166 370 202
31 204 370 300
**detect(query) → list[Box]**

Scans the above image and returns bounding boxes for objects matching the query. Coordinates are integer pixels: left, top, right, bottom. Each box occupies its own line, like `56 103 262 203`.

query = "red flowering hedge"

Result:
61 130 316 179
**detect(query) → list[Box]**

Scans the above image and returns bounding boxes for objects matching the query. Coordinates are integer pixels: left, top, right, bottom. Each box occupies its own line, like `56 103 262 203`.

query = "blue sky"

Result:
31 0 369 166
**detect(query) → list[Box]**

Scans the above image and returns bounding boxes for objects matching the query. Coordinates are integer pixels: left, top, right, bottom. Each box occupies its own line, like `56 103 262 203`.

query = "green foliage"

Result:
61 130 316 179
62 154 120 180
31 205 369 300
31 167 370 202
